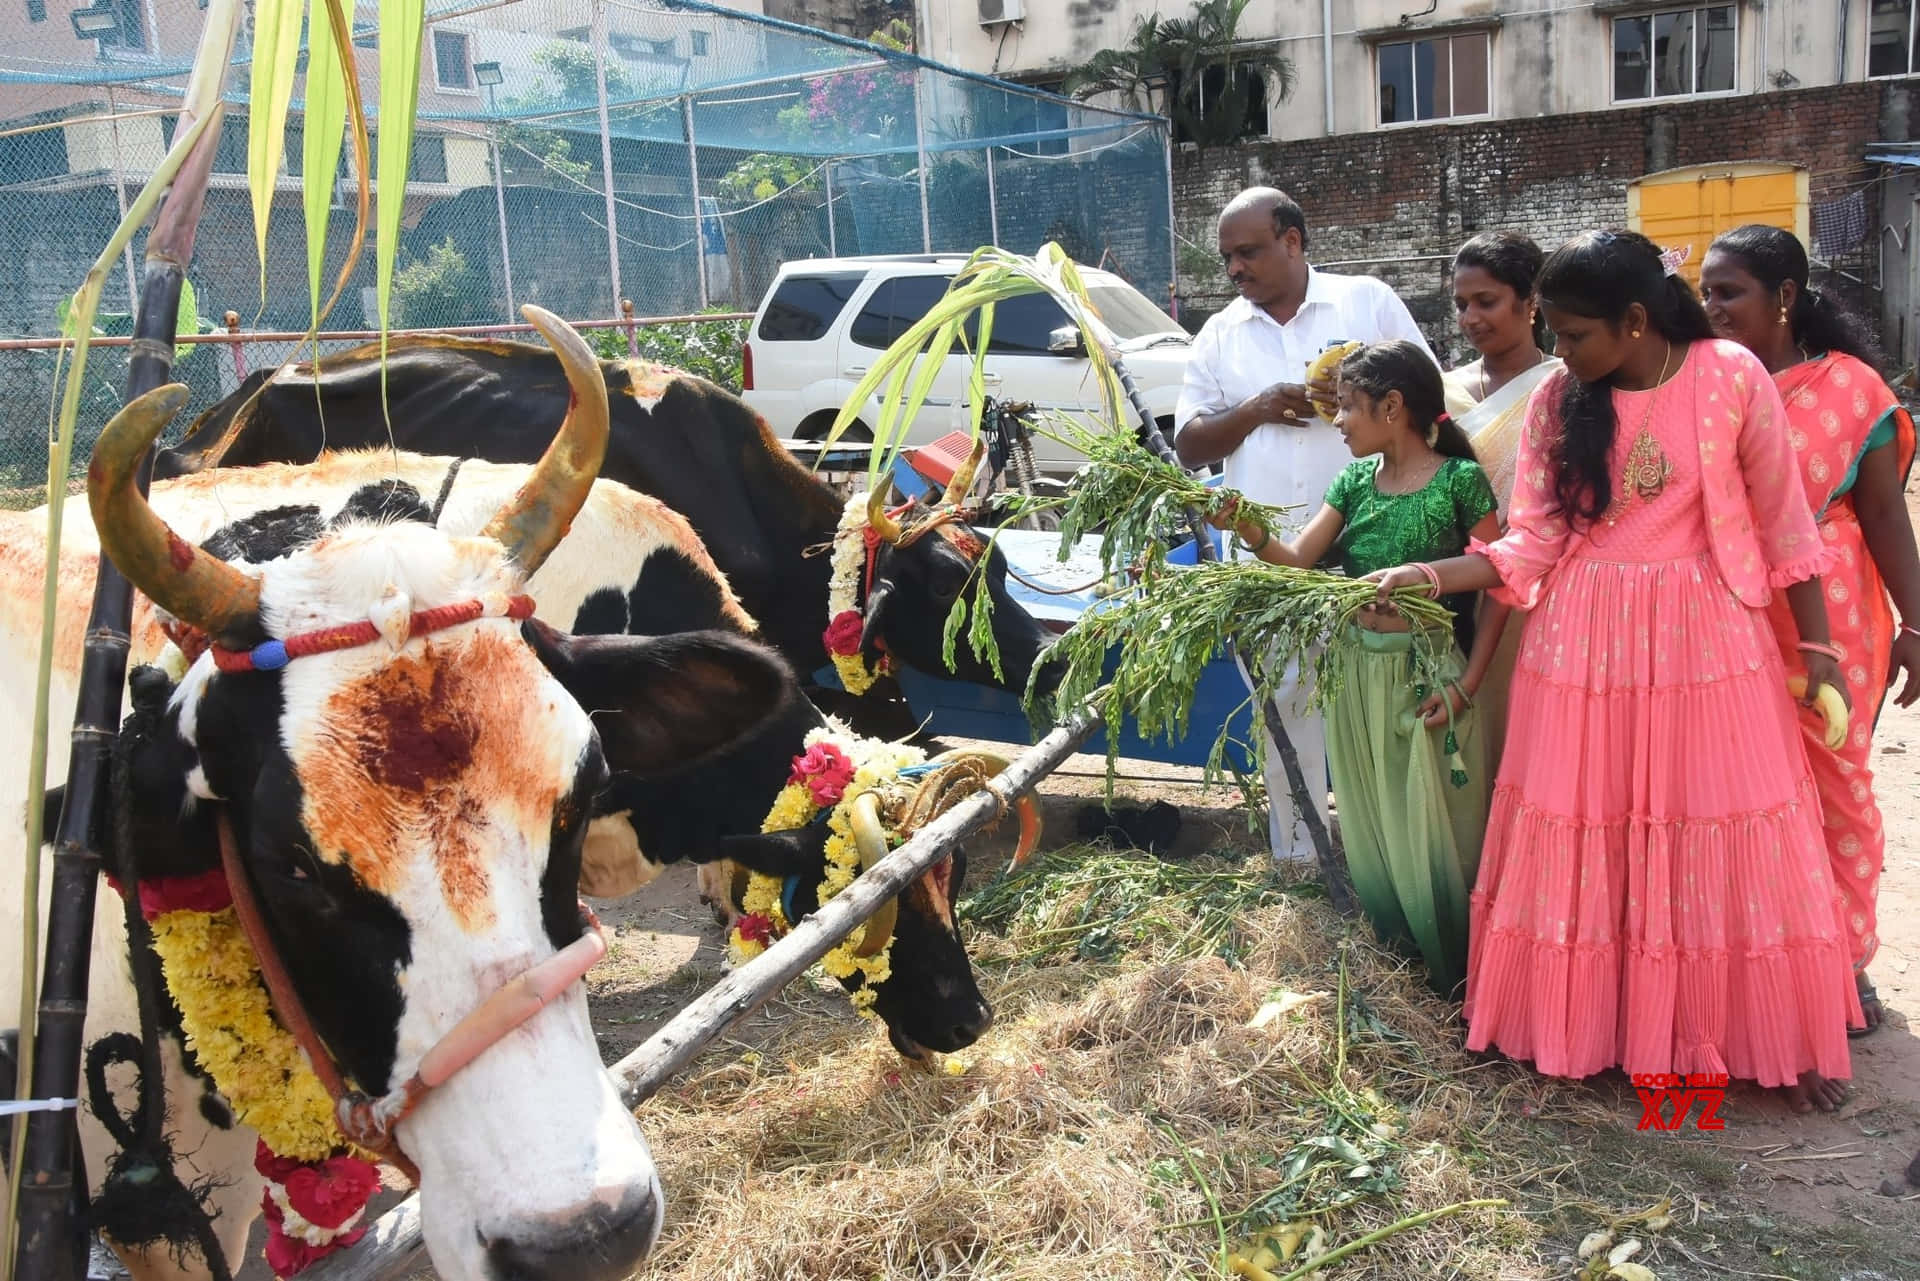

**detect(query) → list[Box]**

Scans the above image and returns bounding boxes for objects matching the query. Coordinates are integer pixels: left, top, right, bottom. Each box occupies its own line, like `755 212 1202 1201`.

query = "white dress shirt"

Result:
1175 268 1435 526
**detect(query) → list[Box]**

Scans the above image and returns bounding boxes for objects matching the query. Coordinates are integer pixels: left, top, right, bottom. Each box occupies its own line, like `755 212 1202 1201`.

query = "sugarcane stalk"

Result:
1099 341 1352 914
8 7 241 1278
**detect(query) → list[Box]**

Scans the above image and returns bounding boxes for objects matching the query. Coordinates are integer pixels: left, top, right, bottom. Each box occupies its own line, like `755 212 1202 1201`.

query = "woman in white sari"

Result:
1440 231 1561 763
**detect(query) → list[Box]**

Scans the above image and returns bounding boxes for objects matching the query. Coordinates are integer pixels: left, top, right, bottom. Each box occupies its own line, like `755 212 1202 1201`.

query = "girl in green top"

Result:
1217 340 1510 994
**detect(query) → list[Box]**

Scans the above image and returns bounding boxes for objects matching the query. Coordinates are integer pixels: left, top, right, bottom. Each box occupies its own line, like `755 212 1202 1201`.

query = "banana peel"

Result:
1304 340 1363 420
1786 673 1850 751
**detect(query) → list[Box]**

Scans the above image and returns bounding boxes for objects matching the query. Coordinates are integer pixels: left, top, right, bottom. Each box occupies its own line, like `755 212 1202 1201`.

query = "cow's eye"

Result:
930 558 970 602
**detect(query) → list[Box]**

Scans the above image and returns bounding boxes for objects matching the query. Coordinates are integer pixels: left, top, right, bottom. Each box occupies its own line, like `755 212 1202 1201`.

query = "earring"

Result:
1630 328 1642 339
1777 303 1789 327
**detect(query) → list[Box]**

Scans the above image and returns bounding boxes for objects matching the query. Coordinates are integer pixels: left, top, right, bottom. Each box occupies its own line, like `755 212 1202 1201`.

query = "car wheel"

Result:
798 413 873 444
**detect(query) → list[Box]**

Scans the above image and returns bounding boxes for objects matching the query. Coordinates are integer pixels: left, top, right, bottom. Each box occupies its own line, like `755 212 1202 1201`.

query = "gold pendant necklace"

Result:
1613 342 1676 514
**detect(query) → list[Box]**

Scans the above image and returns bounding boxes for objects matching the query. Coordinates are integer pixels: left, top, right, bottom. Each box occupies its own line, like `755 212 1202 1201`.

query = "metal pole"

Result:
913 68 931 252
488 125 516 320
985 145 999 247
682 94 707 311
1164 125 1178 318
1321 0 1335 136
106 85 139 311
590 0 623 314
823 159 836 256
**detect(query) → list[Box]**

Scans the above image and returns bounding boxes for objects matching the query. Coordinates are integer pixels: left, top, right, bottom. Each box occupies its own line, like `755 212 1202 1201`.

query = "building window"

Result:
27 0 46 22
95 0 147 52
690 30 709 56
1377 31 1490 124
1613 5 1736 100
1869 0 1919 78
648 37 675 57
433 30 473 90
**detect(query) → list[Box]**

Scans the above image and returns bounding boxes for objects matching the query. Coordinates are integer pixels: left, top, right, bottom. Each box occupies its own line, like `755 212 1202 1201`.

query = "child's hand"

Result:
1417 682 1472 727
1364 564 1429 606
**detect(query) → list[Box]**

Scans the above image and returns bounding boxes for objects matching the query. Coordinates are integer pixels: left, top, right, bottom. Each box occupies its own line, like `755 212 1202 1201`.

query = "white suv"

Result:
740 254 1192 473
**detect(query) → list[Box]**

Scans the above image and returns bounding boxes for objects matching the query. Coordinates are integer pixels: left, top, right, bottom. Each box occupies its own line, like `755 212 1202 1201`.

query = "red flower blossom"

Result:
260 1191 368 1275
115 867 233 922
822 609 865 657
254 1140 304 1185
282 1155 380 1230
788 741 854 807
736 912 775 945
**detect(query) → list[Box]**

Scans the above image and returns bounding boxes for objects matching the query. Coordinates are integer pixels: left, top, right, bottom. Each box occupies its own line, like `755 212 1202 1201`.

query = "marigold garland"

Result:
825 491 891 695
143 884 380 1277
727 726 922 1013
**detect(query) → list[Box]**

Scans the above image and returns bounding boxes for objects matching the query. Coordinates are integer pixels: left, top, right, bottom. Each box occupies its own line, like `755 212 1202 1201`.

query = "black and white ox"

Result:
152 334 1063 725
0 311 804 1280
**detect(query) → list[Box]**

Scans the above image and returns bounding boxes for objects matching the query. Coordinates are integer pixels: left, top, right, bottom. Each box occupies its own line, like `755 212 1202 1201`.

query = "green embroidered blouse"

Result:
1325 455 1497 650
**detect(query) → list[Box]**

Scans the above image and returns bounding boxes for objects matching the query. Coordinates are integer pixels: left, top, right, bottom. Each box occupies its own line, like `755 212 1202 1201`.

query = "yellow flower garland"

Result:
728 728 922 1013
827 492 887 696
149 906 344 1162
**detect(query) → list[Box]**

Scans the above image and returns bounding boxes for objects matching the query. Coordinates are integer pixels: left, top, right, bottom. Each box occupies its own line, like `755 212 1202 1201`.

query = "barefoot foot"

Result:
1784 1070 1847 1114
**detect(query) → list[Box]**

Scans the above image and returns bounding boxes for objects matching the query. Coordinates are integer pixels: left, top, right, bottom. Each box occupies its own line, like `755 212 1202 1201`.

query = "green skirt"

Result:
1324 626 1488 997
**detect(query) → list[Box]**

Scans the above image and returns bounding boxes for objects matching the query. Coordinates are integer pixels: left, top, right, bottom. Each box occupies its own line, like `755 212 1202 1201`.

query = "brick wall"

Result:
1174 81 1902 362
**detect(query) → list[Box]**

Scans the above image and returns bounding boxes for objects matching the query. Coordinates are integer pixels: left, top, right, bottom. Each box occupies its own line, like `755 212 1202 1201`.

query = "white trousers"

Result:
1235 648 1331 870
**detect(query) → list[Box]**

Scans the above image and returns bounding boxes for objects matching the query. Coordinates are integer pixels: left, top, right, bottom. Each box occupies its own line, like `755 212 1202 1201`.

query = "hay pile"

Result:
635 847 1593 1279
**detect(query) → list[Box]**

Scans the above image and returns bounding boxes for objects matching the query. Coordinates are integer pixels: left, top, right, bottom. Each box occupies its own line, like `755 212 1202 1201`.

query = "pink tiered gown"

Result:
1464 342 1861 1087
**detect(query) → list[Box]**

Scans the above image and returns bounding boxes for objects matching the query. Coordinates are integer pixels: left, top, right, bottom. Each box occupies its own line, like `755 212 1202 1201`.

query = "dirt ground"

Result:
227 482 1920 1281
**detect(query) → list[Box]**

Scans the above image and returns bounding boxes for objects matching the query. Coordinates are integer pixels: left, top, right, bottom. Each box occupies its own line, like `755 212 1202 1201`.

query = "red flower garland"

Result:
254 1140 379 1277
788 740 855 807
736 912 776 946
822 609 865 658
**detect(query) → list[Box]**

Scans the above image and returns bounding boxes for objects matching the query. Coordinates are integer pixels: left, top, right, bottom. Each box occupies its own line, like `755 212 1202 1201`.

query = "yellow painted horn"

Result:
941 436 988 507
866 487 904 545
88 384 263 648
479 305 610 581
847 791 899 958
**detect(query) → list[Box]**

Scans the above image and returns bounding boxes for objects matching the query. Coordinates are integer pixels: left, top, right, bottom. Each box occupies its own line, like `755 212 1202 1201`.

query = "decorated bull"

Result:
151 334 1061 728
0 311 1011 1281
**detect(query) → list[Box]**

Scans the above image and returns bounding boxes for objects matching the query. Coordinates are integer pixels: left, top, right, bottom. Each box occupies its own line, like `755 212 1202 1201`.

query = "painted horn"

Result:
866 487 903 545
88 383 262 647
941 436 988 508
479 305 610 581
847 791 899 959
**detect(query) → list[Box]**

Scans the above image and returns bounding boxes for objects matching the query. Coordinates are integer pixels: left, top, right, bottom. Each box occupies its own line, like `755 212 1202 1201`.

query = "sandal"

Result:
1850 974 1883 1039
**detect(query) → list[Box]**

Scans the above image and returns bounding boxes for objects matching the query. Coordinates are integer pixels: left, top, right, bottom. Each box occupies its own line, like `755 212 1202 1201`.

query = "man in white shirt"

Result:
1175 186 1434 871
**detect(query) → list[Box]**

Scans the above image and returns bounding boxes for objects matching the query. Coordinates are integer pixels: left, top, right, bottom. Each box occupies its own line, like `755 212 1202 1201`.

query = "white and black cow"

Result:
0 310 804 1281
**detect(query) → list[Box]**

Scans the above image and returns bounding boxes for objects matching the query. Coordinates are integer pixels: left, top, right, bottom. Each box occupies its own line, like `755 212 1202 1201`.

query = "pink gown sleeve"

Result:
1723 349 1836 587
1469 374 1571 610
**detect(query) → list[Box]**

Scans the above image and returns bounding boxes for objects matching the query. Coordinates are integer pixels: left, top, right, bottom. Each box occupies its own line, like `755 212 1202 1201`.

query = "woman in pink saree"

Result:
1702 225 1920 1036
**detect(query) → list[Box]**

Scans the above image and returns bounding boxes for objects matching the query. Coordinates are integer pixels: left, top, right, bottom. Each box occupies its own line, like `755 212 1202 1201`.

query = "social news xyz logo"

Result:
1632 1072 1729 1131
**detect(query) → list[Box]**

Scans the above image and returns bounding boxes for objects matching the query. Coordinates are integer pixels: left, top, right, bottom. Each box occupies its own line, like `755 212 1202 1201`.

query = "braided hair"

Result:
1536 229 1715 528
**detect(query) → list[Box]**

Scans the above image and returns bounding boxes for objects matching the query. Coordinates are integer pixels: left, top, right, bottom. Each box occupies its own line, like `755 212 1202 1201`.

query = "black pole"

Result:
1106 353 1353 913
13 112 219 1281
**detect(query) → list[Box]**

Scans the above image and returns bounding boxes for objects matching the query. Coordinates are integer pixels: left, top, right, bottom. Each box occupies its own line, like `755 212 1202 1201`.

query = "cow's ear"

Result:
715 825 828 879
523 620 795 778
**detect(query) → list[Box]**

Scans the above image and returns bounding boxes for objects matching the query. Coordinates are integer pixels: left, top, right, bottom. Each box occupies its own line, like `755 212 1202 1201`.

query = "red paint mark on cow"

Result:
296 630 568 932
167 530 197 573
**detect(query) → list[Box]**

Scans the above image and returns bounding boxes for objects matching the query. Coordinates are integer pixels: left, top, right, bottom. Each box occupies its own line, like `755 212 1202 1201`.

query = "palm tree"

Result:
1066 0 1293 147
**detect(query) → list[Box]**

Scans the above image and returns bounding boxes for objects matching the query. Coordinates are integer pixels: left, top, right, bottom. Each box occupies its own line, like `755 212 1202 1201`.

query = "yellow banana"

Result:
1304 340 1363 420
1786 673 1850 751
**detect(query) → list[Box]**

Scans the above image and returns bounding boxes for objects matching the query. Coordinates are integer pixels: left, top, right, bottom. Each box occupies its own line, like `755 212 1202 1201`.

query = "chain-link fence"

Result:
0 0 1174 508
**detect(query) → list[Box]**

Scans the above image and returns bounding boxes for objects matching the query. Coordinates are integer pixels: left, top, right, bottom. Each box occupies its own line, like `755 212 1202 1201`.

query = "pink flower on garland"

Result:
736 912 775 946
822 609 864 658
254 1140 378 1276
788 741 855 807
283 1155 380 1230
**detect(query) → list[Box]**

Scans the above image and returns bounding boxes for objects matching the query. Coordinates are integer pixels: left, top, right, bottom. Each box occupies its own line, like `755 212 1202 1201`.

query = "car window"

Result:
1086 283 1184 340
757 271 866 341
849 275 967 350
983 292 1072 355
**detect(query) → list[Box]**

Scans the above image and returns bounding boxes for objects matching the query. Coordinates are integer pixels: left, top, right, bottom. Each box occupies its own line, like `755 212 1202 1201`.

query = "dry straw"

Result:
628 845 1602 1279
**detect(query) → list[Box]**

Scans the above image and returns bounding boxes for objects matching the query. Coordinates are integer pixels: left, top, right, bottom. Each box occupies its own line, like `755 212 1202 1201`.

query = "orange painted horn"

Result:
479 305 610 581
88 384 262 648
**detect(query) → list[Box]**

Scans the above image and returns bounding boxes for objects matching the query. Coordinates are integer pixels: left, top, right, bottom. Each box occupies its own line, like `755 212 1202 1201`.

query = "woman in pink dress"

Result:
1700 225 1920 1037
1369 230 1862 1111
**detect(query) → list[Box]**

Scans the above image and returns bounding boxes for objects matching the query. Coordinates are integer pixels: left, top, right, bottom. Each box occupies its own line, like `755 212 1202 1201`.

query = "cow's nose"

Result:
953 999 994 1048
483 1178 660 1281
